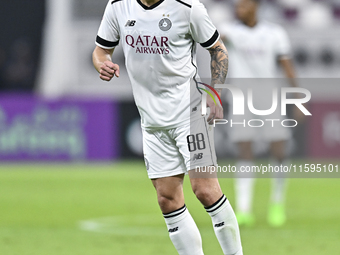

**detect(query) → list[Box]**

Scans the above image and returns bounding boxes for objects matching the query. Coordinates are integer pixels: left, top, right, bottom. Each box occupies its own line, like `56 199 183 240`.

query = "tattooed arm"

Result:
205 39 229 123
208 39 229 95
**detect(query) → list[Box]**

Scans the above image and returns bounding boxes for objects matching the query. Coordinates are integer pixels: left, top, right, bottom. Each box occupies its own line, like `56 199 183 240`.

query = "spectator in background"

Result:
0 47 6 90
3 39 35 91
0 0 45 92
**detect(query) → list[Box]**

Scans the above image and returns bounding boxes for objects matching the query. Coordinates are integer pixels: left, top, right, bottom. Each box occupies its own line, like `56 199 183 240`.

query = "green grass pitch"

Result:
0 160 339 255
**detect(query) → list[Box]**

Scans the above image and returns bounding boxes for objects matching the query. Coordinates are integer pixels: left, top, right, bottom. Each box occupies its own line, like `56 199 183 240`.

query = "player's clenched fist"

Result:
206 95 223 125
99 61 120 81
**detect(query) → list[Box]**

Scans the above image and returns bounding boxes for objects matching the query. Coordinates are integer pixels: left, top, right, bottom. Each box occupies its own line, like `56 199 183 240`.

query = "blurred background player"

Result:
220 0 298 227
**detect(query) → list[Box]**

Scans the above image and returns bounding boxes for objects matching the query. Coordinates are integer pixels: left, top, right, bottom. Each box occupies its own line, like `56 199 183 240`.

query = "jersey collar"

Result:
137 0 165 10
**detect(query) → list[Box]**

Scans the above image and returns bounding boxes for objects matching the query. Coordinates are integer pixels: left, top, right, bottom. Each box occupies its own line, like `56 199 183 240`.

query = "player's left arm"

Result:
279 57 297 87
206 39 229 123
279 56 306 121
189 0 228 123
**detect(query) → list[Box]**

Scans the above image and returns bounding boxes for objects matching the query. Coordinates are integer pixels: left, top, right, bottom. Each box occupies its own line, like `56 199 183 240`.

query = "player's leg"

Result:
268 140 289 227
143 129 204 255
175 117 242 255
234 141 256 226
152 175 204 255
263 94 292 227
189 170 243 255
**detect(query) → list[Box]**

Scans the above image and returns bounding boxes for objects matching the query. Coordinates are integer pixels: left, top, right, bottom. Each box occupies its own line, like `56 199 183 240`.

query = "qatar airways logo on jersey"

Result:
125 35 170 55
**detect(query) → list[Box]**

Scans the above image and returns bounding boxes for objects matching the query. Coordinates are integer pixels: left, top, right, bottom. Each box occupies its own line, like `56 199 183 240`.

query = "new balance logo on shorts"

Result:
193 153 203 161
214 222 225 228
125 20 136 26
168 227 179 233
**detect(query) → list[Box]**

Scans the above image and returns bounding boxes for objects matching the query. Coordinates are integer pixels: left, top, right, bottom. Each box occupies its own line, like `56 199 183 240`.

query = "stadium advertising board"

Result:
0 95 119 161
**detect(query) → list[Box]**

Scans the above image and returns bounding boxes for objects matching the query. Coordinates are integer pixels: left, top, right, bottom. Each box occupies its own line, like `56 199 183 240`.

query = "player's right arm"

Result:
93 0 120 82
92 46 120 81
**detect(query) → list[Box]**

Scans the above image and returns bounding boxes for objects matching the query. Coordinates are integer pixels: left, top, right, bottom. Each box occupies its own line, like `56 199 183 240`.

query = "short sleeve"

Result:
95 1 120 49
275 26 291 59
189 0 220 49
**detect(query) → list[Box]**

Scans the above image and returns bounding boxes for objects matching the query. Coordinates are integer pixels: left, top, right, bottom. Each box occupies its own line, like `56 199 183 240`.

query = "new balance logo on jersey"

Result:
193 153 203 161
214 222 225 228
168 227 179 233
125 20 136 27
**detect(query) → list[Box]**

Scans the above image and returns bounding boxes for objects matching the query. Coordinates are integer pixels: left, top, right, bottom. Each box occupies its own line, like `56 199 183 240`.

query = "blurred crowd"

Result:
207 0 340 26
0 0 45 92
0 0 339 93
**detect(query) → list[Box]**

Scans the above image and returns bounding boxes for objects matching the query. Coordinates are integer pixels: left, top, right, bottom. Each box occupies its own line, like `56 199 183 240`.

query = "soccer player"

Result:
92 0 243 254
220 0 298 227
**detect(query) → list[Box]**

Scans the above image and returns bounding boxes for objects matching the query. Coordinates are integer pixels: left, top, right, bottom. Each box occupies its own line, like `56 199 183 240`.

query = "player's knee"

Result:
157 193 181 212
238 142 253 160
157 194 172 207
193 186 215 206
239 149 253 160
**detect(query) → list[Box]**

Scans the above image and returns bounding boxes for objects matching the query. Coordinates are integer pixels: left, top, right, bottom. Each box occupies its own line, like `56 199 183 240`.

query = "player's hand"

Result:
206 95 223 125
99 61 120 81
293 105 307 123
293 93 308 123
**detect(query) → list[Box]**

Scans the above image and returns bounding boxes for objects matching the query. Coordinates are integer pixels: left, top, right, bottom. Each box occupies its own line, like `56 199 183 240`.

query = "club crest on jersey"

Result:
159 18 172 31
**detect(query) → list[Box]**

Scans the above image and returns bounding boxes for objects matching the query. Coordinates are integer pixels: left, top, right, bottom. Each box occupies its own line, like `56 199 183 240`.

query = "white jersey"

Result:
221 21 291 78
96 0 219 129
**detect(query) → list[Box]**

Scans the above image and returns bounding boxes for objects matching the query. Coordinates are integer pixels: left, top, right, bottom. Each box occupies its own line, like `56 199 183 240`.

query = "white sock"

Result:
163 205 204 255
235 161 255 213
271 160 289 204
205 195 243 255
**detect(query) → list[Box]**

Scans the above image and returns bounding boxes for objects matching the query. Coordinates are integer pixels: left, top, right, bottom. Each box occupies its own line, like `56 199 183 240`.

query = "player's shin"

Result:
205 195 243 255
235 160 256 226
268 159 289 226
270 159 289 204
163 205 204 255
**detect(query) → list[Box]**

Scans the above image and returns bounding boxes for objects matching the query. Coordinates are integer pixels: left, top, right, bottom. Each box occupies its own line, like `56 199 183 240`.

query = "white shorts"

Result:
142 117 217 179
228 109 292 143
227 80 292 143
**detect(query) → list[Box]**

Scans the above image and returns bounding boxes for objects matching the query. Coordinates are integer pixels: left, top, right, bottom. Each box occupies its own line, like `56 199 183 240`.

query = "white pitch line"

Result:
78 214 167 236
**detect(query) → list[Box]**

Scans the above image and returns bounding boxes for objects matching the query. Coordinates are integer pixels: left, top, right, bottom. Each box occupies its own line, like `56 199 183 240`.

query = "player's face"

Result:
235 0 257 22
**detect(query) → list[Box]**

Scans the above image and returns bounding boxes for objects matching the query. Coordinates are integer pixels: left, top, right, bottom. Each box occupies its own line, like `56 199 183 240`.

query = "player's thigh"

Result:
228 112 256 143
270 140 287 160
143 129 187 179
237 141 254 160
174 116 217 172
263 111 292 142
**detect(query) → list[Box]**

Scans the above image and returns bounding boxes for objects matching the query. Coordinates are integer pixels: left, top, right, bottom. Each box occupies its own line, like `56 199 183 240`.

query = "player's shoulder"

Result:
224 21 246 34
171 0 193 8
108 0 126 11
260 20 287 33
110 0 124 5
171 0 210 10
109 0 194 8
229 20 243 29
